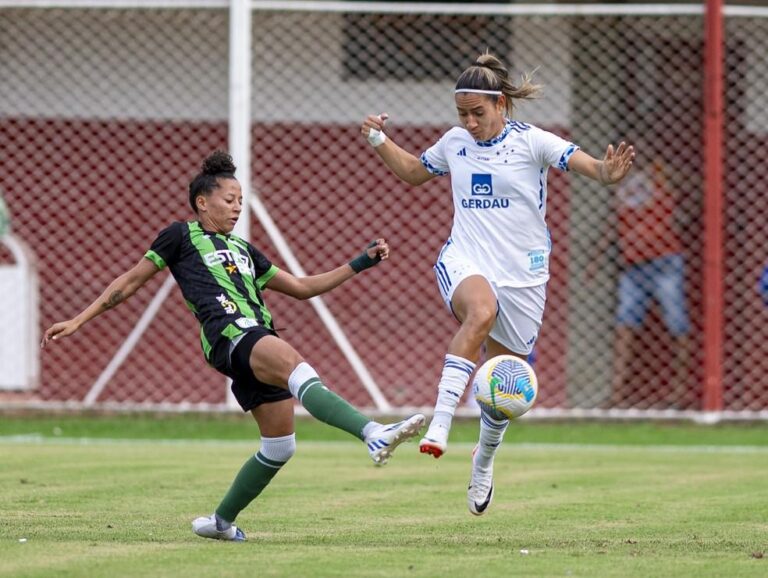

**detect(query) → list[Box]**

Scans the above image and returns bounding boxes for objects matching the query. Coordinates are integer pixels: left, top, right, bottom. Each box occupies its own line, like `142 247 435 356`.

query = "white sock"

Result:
361 421 381 439
215 512 232 530
475 409 509 469
259 433 297 464
430 354 475 430
287 362 319 398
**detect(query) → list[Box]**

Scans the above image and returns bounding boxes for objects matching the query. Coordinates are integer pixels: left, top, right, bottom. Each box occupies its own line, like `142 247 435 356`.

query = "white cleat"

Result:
366 413 426 466
467 445 494 516
419 422 450 458
192 514 246 542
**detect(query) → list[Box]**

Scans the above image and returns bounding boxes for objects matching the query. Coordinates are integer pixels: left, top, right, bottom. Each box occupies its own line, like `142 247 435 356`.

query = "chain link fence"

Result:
0 3 766 417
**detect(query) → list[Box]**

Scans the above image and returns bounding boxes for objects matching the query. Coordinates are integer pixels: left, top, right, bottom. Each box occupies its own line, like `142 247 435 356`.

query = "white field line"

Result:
2 435 768 454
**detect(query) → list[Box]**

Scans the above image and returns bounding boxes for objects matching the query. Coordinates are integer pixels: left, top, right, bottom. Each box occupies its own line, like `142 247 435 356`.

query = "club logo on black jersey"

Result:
216 293 238 314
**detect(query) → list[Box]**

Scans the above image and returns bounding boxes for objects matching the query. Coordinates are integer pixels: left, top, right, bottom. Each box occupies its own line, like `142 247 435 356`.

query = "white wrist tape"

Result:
367 128 387 148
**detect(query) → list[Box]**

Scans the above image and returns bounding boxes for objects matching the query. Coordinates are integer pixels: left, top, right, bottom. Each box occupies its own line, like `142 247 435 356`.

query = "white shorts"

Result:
434 242 546 355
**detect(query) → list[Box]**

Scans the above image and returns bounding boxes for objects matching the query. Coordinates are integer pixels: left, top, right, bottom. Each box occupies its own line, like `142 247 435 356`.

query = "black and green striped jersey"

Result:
144 221 279 362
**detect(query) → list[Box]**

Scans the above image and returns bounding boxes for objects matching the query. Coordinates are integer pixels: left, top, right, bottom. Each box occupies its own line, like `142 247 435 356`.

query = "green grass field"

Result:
1 415 767 577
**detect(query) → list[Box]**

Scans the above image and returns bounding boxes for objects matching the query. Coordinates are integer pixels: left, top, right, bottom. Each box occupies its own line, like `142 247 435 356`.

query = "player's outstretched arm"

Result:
41 257 160 347
361 113 434 186
265 238 389 300
568 142 635 185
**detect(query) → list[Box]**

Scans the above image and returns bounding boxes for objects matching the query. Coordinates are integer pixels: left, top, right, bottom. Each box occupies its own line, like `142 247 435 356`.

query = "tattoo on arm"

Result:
101 290 124 311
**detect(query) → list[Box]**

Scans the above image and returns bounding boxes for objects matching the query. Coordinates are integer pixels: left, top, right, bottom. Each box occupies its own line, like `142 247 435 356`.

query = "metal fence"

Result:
0 1 766 419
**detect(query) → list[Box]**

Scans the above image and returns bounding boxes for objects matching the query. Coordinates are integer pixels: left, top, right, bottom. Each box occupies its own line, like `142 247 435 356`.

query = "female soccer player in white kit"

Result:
361 52 634 515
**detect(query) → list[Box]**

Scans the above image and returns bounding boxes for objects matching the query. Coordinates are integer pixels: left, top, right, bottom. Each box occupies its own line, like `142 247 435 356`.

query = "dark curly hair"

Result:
188 150 237 213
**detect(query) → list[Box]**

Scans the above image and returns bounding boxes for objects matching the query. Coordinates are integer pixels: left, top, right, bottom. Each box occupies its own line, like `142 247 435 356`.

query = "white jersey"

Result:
421 120 578 287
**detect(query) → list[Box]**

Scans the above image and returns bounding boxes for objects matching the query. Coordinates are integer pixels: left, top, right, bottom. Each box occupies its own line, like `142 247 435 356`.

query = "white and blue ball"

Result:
473 355 538 420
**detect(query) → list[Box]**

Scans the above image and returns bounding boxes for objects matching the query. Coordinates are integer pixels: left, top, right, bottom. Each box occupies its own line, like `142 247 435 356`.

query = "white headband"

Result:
455 89 503 95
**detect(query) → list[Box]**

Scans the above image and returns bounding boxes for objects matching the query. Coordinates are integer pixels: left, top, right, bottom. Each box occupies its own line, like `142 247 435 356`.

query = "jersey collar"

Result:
475 120 512 148
195 220 231 239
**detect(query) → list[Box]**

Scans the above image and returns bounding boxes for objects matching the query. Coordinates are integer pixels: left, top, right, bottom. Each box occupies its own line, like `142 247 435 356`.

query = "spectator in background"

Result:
587 150 690 408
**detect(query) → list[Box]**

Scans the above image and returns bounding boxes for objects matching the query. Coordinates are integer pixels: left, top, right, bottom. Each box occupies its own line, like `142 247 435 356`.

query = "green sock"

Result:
296 378 370 441
216 453 284 523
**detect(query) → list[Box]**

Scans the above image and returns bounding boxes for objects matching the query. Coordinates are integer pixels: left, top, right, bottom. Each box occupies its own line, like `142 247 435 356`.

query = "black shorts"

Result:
211 328 293 412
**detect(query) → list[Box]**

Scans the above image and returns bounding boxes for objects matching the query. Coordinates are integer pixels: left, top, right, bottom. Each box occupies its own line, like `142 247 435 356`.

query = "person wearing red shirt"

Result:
587 155 690 408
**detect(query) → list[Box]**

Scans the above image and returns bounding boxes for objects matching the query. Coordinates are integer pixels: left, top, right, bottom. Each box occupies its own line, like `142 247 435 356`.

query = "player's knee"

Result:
250 342 304 386
464 305 496 335
286 361 321 398
260 433 296 464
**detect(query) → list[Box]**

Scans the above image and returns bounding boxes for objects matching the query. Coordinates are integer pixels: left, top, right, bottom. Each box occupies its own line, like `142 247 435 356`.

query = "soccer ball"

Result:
472 355 538 420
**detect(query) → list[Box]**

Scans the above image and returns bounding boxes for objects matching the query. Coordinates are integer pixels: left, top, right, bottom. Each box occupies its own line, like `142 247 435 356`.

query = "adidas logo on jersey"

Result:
457 148 467 156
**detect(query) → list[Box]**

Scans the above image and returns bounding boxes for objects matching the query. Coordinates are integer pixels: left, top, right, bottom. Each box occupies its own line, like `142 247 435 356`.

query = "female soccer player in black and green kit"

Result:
42 150 425 542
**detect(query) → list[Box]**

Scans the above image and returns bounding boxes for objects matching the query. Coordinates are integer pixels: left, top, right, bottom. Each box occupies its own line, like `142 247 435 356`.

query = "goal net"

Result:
1 1 767 419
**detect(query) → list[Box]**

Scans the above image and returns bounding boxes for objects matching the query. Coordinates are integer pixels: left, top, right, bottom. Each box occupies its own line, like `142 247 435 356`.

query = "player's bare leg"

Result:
193 398 296 542
420 276 495 458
